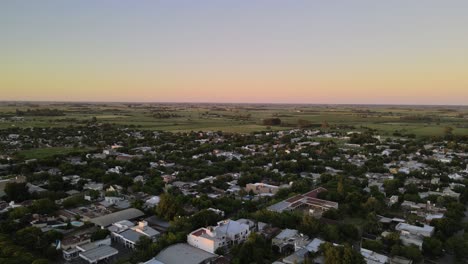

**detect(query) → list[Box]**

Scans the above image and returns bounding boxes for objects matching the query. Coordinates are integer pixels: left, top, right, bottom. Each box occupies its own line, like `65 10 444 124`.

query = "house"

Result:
90 208 145 228
109 220 160 249
245 182 289 195
395 223 434 237
26 183 47 194
144 196 160 208
387 195 399 206
187 219 251 254
78 242 118 264
267 187 338 217
84 182 104 191
361 248 389 264
395 223 434 249
62 175 82 185
161 174 176 183
272 229 309 254
207 208 225 217
235 218 256 231
100 196 130 209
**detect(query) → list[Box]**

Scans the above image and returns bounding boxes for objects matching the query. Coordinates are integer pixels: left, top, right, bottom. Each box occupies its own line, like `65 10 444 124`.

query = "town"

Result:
0 119 467 264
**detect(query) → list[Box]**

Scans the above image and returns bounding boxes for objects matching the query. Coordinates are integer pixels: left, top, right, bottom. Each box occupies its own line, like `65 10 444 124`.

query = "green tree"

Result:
91 229 110 241
299 214 321 237
156 193 182 220
4 182 30 202
422 237 443 257
231 233 273 264
363 212 381 235
321 243 365 264
31 198 57 215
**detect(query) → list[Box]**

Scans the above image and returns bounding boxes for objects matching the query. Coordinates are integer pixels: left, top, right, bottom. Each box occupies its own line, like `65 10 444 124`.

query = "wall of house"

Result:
187 234 216 254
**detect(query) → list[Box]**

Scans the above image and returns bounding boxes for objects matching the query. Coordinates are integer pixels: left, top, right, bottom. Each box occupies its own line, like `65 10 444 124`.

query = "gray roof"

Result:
90 208 144 227
267 201 290 212
275 228 298 240
120 229 143 244
154 243 217 264
79 245 118 262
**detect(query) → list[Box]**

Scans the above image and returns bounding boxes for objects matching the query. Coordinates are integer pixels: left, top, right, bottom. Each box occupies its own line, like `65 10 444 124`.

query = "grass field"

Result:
1 102 467 136
16 147 94 160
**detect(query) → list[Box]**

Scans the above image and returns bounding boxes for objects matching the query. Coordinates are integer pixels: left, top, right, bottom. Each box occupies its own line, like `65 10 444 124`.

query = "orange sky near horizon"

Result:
1 1 468 105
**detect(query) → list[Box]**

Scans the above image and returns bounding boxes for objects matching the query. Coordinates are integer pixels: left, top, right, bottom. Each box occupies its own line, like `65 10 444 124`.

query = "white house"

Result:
187 219 250 254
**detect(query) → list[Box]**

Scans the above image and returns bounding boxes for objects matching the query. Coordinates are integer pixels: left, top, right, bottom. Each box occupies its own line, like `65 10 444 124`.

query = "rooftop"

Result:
79 245 118 263
90 208 144 227
395 223 434 237
152 243 217 264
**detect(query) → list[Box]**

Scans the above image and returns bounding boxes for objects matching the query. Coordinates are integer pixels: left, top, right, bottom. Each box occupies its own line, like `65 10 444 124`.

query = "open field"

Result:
0 102 467 136
15 147 94 160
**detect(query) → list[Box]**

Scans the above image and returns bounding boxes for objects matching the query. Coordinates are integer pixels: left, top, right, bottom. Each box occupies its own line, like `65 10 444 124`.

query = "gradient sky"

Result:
1 1 468 104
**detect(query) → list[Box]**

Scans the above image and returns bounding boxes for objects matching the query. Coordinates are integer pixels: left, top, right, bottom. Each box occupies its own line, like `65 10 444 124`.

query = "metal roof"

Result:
154 243 217 264
79 245 118 263
90 208 144 227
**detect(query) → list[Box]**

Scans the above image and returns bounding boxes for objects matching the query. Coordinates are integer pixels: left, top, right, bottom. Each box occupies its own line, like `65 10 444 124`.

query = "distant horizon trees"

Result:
15 108 65 116
262 118 281 126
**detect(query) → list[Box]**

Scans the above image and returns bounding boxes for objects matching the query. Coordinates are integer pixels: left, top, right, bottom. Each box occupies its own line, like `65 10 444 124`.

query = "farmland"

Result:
0 102 467 137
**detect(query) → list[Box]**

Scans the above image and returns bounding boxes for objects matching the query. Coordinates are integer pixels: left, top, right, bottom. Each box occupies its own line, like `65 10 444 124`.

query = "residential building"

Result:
187 219 251 254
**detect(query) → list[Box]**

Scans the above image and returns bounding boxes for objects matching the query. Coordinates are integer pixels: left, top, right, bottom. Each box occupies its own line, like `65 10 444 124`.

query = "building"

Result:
144 196 161 208
272 229 309 254
63 237 118 264
109 220 160 249
90 208 145 228
395 223 434 249
187 219 251 254
361 248 389 264
267 187 338 217
79 245 118 264
245 182 287 195
395 223 434 238
144 243 218 264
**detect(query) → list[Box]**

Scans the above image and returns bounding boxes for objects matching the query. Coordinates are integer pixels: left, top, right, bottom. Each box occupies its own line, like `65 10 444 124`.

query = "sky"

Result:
1 0 468 105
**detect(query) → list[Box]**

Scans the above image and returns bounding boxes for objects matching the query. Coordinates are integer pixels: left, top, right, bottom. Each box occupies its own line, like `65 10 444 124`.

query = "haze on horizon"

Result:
1 1 468 105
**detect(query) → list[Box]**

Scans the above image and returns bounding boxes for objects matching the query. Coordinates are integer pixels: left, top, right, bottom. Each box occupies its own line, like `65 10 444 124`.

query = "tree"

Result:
4 182 30 202
362 197 382 213
91 229 110 241
337 176 344 196
31 198 57 215
156 193 182 220
422 237 443 257
262 118 281 126
299 214 321 236
445 235 468 261
189 210 222 229
400 245 423 263
14 226 47 251
363 212 381 235
231 233 273 264
32 260 49 264
321 243 365 264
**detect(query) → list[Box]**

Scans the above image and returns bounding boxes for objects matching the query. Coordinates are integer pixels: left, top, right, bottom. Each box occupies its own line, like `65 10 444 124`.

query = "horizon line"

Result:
0 100 467 107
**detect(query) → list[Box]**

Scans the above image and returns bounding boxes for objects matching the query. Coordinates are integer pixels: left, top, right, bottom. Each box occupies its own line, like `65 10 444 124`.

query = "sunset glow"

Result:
1 1 468 104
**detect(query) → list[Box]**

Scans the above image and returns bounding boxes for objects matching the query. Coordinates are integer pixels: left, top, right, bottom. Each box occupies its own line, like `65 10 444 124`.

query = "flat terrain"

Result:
0 102 467 136
16 147 94 160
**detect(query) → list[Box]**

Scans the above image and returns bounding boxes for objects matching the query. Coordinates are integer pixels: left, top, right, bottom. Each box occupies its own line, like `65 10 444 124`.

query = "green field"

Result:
0 102 467 136
16 147 94 160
